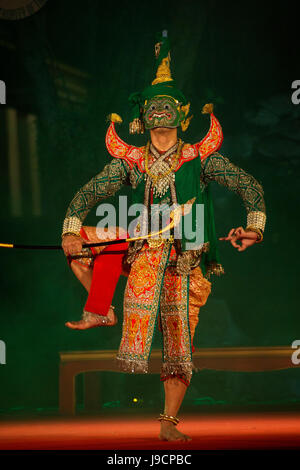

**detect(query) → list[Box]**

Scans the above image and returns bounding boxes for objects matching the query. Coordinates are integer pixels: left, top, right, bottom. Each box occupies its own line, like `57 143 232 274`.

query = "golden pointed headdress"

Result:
152 32 173 85
129 31 193 134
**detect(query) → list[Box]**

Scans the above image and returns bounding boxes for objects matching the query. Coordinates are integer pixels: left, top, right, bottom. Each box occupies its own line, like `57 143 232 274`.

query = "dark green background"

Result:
0 0 299 416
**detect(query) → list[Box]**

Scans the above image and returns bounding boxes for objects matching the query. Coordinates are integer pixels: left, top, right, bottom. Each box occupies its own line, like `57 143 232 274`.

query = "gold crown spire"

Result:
152 57 173 85
151 35 173 86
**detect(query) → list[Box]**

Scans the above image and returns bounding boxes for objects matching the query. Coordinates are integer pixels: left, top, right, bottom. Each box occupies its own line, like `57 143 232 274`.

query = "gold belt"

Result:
147 234 174 249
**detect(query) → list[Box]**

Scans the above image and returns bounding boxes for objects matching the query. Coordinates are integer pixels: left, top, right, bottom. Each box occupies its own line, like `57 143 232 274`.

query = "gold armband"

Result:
62 216 82 238
247 211 266 232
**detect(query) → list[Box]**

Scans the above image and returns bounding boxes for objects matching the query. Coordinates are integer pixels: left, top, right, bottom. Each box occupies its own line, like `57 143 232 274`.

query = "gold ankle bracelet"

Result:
158 413 179 426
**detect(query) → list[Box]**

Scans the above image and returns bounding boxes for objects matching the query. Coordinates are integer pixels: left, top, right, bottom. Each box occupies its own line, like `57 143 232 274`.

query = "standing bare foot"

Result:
159 421 191 442
65 306 117 330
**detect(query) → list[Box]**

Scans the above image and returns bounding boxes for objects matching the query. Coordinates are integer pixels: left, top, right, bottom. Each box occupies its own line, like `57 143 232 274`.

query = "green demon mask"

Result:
143 96 185 130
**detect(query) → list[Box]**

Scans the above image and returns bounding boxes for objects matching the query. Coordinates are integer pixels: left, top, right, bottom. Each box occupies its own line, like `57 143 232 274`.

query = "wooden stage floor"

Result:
0 412 300 450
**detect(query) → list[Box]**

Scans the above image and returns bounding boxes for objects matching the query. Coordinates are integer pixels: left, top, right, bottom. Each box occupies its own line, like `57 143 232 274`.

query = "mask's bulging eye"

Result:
150 104 156 111
164 104 170 110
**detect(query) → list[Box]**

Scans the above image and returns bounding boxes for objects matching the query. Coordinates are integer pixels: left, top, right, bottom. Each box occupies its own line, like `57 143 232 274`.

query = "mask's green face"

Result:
143 96 184 130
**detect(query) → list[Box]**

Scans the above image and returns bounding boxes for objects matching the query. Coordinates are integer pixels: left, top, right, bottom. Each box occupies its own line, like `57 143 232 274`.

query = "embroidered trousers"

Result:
116 242 212 386
69 228 211 386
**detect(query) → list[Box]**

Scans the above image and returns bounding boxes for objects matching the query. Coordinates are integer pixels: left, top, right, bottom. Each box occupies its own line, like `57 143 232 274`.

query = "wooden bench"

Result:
59 346 299 415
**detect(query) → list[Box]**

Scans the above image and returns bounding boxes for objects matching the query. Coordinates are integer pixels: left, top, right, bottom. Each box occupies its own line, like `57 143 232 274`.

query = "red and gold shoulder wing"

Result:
105 120 145 171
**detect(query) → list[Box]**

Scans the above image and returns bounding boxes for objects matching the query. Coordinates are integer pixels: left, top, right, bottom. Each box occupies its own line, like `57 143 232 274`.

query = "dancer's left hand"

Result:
219 227 258 252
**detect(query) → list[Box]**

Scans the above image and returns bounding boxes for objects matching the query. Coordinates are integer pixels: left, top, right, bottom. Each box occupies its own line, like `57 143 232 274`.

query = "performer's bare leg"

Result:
69 260 93 292
159 378 192 442
158 267 210 441
65 260 117 329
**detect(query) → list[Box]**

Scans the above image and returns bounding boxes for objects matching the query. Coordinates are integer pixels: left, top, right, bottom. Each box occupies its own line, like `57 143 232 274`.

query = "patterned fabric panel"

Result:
105 122 145 171
66 158 131 221
105 122 131 159
196 112 223 161
201 152 266 214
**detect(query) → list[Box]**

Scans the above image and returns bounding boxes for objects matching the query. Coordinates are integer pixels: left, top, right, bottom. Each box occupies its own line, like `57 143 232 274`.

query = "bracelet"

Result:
247 211 266 232
158 413 179 425
62 216 82 238
62 231 82 239
245 226 263 243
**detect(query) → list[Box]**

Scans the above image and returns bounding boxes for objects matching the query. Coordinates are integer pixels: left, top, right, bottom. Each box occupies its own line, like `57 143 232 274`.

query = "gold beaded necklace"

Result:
144 139 183 185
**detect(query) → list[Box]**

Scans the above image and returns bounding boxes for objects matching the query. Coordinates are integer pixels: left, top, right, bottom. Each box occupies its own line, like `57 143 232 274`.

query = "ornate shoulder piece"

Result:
176 143 199 170
195 104 223 161
105 114 144 171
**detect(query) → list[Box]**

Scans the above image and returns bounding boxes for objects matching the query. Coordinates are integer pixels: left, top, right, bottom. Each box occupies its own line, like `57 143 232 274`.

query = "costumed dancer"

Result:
61 32 266 441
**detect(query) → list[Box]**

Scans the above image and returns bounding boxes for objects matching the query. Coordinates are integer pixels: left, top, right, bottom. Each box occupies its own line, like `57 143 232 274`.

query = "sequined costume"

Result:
62 33 266 386
63 147 266 384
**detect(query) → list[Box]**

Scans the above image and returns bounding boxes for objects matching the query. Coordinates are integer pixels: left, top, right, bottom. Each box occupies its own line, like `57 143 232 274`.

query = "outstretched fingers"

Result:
219 228 236 241
219 226 245 249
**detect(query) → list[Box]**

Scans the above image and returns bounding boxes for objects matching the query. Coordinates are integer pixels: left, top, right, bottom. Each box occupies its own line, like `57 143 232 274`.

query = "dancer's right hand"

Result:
62 234 83 256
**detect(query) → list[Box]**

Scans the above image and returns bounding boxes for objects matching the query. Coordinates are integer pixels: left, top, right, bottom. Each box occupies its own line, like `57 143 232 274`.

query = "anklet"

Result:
158 413 179 426
82 310 111 325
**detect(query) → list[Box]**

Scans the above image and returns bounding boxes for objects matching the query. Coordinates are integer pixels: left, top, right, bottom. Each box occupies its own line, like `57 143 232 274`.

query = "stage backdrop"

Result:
0 0 299 415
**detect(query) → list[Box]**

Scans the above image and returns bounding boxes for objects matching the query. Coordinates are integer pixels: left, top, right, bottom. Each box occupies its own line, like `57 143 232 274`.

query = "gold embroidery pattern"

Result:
160 267 192 382
247 211 266 231
127 147 145 172
160 264 212 384
172 144 198 170
160 247 193 383
117 243 171 372
66 158 130 221
165 316 183 355
105 122 131 159
128 249 157 299
105 122 145 171
163 266 182 303
202 152 266 215
176 243 210 275
128 165 144 189
205 261 225 279
140 315 151 352
197 113 223 161
117 243 194 381
127 313 140 350
188 266 212 340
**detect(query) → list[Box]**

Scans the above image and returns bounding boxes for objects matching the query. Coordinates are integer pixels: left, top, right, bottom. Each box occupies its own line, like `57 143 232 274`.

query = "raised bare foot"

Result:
159 421 191 442
65 306 117 330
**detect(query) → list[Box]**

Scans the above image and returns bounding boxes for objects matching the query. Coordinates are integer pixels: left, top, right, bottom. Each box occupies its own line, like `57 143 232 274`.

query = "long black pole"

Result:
0 238 128 250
